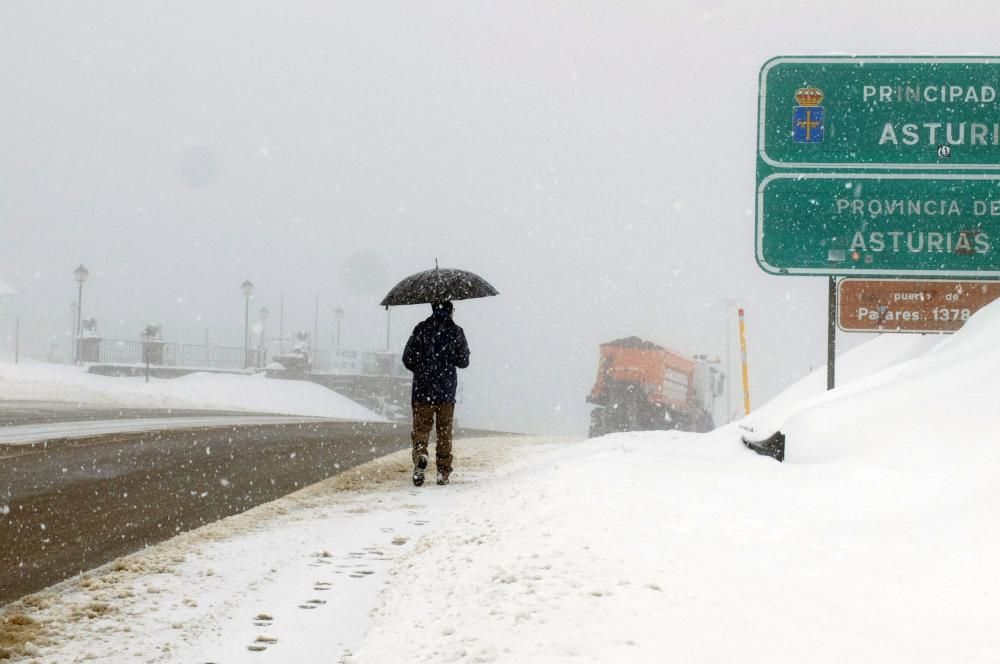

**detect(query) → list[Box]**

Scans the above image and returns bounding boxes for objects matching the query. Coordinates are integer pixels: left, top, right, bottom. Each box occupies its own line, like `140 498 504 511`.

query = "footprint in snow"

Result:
310 551 334 566
247 635 278 652
314 581 333 591
299 599 326 609
349 569 375 579
253 613 273 627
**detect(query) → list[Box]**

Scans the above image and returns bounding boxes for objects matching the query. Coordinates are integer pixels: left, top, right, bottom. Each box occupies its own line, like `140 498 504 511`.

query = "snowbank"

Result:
742 297 1000 464
0 362 385 422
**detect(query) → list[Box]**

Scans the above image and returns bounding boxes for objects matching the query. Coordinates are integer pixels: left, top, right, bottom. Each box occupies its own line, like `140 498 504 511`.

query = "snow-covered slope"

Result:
743 298 1000 464
0 362 385 422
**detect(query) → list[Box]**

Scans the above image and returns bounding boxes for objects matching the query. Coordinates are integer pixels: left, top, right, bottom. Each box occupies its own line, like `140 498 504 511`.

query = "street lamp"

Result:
69 301 78 364
259 306 270 360
333 306 345 348
241 279 254 368
72 264 89 364
260 307 271 348
140 324 157 383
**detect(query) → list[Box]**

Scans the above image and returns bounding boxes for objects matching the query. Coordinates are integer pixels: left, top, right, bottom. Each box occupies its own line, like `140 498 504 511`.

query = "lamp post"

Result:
334 306 344 348
241 279 254 368
69 301 78 364
140 325 157 383
313 294 319 354
259 306 270 364
72 264 89 364
259 306 270 343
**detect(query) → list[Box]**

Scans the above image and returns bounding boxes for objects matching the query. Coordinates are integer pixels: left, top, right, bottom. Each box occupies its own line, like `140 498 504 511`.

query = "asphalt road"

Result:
0 417 444 605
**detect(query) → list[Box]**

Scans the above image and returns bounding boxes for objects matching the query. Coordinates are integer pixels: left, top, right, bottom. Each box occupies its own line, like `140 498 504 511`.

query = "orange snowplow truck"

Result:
587 337 722 437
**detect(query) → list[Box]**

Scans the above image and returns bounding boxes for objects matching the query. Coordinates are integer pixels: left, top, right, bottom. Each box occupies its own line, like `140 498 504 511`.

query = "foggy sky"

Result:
2 1 997 434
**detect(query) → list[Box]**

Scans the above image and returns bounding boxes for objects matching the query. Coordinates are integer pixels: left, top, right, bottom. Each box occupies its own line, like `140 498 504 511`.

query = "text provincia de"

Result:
834 197 992 255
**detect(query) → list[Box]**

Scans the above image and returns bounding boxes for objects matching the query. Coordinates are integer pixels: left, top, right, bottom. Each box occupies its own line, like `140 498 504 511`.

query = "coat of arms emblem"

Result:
792 87 824 143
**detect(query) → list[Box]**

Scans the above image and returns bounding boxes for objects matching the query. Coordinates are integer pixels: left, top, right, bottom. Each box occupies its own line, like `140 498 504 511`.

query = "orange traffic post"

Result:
738 308 751 415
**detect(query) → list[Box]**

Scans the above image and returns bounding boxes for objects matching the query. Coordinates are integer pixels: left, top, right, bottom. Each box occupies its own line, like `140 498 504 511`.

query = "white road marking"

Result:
0 416 351 446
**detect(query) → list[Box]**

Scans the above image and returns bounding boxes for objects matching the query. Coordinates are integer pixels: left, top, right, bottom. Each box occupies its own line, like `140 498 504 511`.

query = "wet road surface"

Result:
0 417 469 605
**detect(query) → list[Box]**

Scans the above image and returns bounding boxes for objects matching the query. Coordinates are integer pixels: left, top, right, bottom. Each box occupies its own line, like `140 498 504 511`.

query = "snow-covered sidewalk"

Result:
0 435 564 663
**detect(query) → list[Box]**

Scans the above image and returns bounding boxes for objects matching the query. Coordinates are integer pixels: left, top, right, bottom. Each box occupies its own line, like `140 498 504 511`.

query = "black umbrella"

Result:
380 264 499 307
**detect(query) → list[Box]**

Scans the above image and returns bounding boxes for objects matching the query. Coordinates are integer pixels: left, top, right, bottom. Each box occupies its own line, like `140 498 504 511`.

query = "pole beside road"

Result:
827 277 836 391
241 279 254 368
738 308 751 415
72 265 89 364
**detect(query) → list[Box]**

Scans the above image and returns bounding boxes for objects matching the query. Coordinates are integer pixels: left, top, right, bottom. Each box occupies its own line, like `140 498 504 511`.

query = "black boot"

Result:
412 454 428 487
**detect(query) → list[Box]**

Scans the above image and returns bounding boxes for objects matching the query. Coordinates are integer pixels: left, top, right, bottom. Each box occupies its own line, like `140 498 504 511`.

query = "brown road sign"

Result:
838 279 1000 333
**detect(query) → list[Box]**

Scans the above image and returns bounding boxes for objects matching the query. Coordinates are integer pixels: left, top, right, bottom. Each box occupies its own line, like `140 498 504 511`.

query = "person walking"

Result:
402 300 470 486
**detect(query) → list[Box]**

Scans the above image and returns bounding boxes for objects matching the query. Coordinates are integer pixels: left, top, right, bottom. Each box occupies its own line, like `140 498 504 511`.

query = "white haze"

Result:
1 1 996 434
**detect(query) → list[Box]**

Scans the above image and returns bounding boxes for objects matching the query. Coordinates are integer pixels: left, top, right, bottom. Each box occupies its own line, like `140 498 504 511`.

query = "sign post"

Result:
827 277 836 389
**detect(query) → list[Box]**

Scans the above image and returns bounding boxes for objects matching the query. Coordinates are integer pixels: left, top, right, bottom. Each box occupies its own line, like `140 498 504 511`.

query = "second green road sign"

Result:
756 56 1000 278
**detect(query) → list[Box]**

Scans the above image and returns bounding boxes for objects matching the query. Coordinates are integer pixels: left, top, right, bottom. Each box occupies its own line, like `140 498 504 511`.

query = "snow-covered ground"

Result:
4 302 1000 662
0 363 385 422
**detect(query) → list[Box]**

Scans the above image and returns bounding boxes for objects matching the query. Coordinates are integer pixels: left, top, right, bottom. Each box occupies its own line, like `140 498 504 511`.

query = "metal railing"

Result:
164 342 253 370
91 337 401 376
97 338 263 371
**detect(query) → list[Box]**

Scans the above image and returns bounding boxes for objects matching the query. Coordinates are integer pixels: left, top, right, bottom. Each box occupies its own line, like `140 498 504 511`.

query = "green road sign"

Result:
758 173 1000 277
760 56 1000 169
757 56 1000 277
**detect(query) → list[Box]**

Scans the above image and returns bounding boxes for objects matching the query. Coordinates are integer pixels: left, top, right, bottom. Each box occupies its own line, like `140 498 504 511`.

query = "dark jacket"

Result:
402 312 470 404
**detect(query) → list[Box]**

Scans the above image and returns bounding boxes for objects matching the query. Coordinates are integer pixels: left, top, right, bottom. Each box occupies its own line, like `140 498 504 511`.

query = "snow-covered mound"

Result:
0 362 386 422
741 297 1000 464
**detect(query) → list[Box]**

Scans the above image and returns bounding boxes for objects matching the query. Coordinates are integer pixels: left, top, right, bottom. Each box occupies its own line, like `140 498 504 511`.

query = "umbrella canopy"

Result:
380 267 499 307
